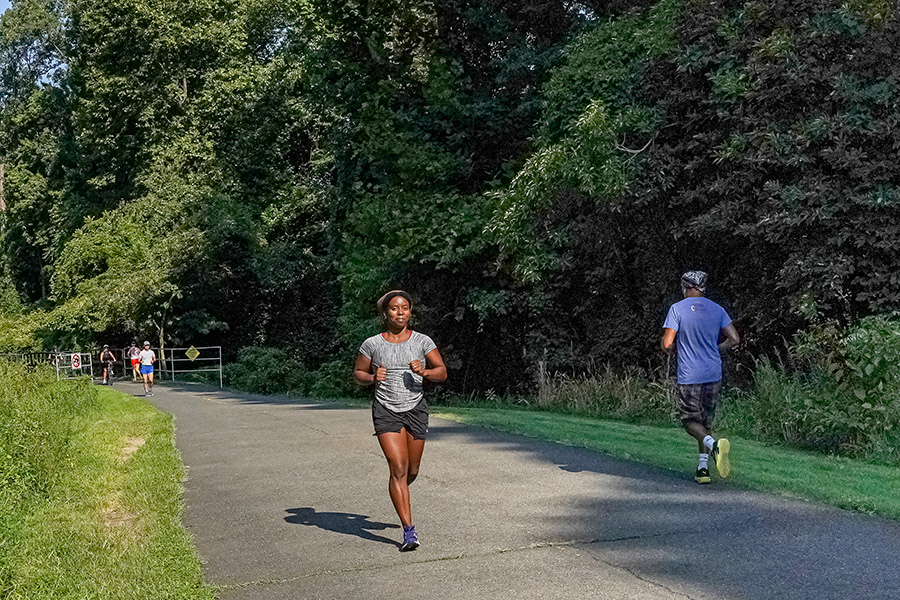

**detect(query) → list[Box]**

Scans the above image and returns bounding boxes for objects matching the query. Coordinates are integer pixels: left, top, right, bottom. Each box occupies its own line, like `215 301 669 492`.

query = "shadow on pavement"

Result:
427 425 900 600
144 384 900 600
284 508 400 547
165 384 362 409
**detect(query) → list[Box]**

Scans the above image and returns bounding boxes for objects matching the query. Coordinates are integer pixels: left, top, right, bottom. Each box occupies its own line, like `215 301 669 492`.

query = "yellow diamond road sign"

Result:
185 346 200 361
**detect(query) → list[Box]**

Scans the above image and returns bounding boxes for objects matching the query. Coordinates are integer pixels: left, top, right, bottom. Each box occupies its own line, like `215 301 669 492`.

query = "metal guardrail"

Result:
0 351 94 380
3 346 222 387
158 346 223 388
56 352 95 380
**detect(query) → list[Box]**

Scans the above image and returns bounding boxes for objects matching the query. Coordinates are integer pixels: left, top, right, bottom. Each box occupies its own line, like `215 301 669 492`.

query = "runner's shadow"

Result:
284 507 400 547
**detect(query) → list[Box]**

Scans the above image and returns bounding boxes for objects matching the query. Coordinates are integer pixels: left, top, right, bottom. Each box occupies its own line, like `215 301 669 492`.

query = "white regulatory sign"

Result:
71 354 82 369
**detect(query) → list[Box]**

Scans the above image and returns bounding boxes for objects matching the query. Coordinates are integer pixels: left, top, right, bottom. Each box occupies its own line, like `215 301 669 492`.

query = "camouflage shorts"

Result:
676 381 722 428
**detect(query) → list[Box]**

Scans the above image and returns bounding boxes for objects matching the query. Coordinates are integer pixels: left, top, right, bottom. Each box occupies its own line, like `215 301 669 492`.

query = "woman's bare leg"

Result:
377 430 424 527
405 430 425 486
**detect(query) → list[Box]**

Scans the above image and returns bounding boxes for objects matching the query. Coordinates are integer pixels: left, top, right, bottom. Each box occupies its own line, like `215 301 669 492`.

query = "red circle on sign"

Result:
72 354 81 369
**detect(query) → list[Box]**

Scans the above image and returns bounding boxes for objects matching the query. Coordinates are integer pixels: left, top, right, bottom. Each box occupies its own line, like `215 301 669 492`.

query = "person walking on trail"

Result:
139 341 157 397
661 271 740 484
127 341 141 382
353 290 447 552
99 344 116 385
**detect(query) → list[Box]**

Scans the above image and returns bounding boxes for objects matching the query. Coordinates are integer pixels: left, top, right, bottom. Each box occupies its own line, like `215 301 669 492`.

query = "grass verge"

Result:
431 406 900 520
2 384 215 600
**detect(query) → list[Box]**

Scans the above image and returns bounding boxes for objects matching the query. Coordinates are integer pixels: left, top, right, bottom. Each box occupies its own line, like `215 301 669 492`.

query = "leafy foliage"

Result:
638 0 900 336
1 0 899 423
484 0 900 373
223 346 310 395
719 315 900 462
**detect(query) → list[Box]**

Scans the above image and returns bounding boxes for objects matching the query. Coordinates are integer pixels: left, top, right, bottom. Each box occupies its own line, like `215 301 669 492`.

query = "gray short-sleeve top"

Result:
359 331 438 412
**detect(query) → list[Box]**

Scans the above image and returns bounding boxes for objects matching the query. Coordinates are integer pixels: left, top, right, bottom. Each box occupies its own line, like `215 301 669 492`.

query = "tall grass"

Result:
430 364 676 425
0 360 214 599
0 361 97 588
533 364 676 425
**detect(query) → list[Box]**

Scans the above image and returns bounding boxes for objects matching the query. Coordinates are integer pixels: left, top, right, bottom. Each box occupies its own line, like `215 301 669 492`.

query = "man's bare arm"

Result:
661 328 676 354
718 323 740 352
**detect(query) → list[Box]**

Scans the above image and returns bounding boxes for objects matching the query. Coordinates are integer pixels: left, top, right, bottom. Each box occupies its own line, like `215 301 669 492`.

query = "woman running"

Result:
353 290 447 551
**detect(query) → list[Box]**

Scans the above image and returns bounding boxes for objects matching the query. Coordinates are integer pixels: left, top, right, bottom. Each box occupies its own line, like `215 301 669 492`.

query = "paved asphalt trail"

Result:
128 382 900 600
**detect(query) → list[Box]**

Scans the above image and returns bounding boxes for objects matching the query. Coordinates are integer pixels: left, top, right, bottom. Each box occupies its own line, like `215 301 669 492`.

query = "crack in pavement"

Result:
584 551 696 600
217 528 695 592
198 395 232 405
295 422 331 436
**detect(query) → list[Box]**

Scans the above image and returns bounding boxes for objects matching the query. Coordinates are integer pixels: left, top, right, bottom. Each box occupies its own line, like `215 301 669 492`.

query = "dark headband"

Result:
377 290 413 315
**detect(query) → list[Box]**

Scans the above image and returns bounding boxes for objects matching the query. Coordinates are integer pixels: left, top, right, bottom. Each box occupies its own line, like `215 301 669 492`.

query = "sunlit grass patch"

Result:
0 370 215 600
432 406 900 521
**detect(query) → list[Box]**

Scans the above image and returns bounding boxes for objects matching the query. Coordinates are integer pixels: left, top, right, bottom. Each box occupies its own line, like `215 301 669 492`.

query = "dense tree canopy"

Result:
1 0 898 393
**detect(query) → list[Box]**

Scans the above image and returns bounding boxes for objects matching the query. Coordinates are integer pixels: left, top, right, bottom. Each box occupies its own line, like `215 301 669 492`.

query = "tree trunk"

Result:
158 327 166 377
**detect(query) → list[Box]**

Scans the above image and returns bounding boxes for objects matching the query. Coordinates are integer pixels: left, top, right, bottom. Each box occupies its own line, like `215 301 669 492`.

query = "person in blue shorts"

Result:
138 341 157 397
353 290 447 551
662 271 740 484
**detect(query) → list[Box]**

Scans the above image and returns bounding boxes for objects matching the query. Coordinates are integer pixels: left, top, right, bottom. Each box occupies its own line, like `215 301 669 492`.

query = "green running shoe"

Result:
711 438 731 478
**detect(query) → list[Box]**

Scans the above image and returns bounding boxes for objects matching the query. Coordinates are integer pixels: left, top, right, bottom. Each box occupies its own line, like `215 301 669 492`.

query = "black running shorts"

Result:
372 398 429 440
676 381 722 428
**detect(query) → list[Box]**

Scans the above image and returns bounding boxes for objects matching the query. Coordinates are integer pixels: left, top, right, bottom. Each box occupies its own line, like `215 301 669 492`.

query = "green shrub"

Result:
719 316 900 463
306 356 363 399
719 359 848 450
223 346 311 395
837 316 900 397
0 311 45 352
0 274 24 316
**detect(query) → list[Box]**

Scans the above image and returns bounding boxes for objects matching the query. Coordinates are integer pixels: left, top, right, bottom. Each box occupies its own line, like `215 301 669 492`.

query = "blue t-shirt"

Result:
663 297 732 384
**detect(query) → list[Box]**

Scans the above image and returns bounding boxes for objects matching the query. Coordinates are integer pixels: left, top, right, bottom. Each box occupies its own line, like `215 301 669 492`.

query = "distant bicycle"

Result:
104 361 116 386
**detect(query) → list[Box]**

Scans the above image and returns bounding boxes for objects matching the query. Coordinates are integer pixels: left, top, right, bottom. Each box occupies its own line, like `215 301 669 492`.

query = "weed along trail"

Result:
133 381 900 600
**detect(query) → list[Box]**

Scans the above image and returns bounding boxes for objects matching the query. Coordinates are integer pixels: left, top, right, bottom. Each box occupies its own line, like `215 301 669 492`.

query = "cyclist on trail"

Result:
139 341 157 397
353 290 447 552
127 341 141 382
100 344 116 385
